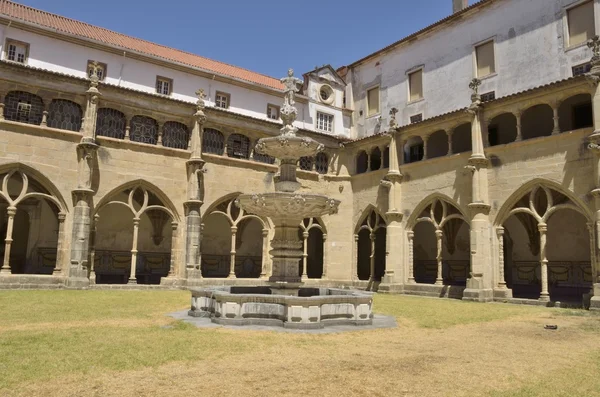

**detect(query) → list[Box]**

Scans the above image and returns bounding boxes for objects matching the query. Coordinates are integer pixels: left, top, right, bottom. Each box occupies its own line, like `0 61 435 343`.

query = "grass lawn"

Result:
1 290 600 396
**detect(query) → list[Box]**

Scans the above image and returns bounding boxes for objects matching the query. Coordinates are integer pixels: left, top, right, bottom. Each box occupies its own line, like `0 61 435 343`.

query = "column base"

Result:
493 287 513 299
66 266 89 288
160 276 184 287
127 278 137 285
589 284 600 311
539 293 550 302
382 271 395 284
228 274 237 279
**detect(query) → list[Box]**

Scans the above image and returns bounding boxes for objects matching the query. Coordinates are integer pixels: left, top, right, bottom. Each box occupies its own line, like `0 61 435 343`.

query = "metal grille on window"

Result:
315 152 329 174
253 143 275 164
96 108 126 139
3 91 44 125
572 63 592 77
410 113 423 124
129 115 158 145
162 121 190 149
202 128 225 155
47 99 83 132
480 91 495 102
299 156 314 171
226 133 250 159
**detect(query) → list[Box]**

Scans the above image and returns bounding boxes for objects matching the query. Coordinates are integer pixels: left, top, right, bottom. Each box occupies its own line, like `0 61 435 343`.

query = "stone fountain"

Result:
188 69 373 329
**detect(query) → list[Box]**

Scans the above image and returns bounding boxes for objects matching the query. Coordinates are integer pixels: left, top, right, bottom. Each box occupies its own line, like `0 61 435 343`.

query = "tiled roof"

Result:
0 0 284 90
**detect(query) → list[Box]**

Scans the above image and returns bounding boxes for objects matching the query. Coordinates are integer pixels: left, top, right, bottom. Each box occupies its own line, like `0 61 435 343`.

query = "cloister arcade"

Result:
0 165 67 276
407 197 470 287
90 182 178 285
494 182 594 303
355 208 387 287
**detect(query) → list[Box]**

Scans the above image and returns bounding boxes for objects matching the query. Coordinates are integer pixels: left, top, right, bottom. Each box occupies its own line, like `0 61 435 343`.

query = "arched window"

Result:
3 91 44 125
356 151 368 174
162 121 190 149
299 156 314 171
315 152 329 174
47 99 83 132
370 147 382 171
226 133 250 159
96 108 126 139
253 142 275 164
202 128 225 155
130 116 158 145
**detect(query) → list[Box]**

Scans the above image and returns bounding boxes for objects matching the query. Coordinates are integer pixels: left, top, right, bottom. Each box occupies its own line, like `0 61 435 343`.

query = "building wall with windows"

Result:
348 0 598 139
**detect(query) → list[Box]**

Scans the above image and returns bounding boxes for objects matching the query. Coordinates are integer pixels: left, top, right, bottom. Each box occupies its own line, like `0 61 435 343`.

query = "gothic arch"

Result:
354 205 387 287
354 204 387 234
201 193 269 278
94 179 180 222
406 193 468 231
299 217 327 279
493 179 592 227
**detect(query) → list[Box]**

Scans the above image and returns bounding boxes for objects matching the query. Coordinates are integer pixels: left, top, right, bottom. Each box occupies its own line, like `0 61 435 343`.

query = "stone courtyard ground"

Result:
0 291 599 397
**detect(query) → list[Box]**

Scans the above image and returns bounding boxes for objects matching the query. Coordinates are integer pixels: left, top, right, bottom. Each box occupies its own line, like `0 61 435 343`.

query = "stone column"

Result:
81 64 101 141
124 118 131 141
168 222 177 277
322 233 328 279
463 79 494 302
89 214 98 284
229 226 237 279
0 207 16 274
353 233 359 281
515 111 522 142
0 91 5 121
407 231 415 283
447 129 454 155
260 228 269 278
496 227 507 289
422 135 429 160
128 218 140 284
52 213 67 276
538 222 550 301
367 231 376 289
435 229 443 285
184 89 207 286
551 102 561 135
301 230 308 280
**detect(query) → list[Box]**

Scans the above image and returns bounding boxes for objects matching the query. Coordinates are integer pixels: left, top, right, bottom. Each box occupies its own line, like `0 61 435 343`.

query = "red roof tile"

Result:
0 0 284 90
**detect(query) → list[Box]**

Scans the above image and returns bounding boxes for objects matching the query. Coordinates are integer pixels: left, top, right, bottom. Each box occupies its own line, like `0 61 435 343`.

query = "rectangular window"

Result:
16 101 32 122
215 91 230 109
568 1 595 47
316 112 334 133
410 113 423 124
267 104 280 120
156 76 172 95
408 70 423 102
367 86 380 116
87 60 107 81
5 39 28 64
475 41 495 78
572 63 592 76
481 91 496 102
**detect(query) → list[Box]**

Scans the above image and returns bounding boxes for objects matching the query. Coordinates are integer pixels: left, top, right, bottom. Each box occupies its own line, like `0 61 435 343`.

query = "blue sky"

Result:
17 0 459 78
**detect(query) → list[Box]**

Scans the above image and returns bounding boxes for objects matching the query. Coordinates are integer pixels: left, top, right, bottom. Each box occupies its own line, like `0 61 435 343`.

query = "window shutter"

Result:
409 70 423 101
476 41 495 77
367 88 379 115
568 1 595 47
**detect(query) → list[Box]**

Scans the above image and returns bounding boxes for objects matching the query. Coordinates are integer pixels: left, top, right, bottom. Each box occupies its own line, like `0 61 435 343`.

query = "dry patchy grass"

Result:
1 290 599 397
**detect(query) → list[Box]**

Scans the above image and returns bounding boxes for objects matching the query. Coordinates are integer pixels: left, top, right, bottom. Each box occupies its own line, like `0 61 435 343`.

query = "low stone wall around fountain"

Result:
188 287 373 329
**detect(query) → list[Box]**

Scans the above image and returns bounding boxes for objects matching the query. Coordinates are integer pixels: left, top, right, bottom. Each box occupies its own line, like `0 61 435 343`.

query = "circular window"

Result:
319 85 334 104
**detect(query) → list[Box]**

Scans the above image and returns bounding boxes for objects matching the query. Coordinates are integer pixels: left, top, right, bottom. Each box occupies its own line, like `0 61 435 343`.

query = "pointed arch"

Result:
94 179 180 222
493 178 593 226
407 193 468 231
0 162 68 212
354 204 387 234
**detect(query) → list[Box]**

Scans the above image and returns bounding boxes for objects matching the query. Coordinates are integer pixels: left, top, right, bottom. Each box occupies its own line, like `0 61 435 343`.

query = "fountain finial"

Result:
279 68 302 134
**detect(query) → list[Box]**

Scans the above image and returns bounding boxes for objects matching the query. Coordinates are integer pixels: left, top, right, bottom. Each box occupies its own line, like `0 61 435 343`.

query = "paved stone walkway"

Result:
167 310 397 334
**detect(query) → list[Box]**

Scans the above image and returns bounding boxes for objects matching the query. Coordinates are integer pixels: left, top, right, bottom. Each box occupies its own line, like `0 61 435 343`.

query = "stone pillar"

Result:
268 218 304 284
229 226 237 279
0 207 16 274
552 102 561 135
81 63 101 141
301 230 308 280
128 218 140 284
367 231 376 290
538 223 550 301
261 228 269 278
52 213 67 276
447 129 454 155
463 79 494 302
67 140 98 288
168 222 177 277
322 233 328 279
184 89 207 286
407 231 415 283
435 229 443 285
515 111 522 142
124 118 131 141
353 233 359 281
422 135 429 160
496 227 507 289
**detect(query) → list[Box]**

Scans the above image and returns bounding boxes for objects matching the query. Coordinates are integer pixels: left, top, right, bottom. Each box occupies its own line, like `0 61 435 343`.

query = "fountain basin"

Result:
236 192 340 220
188 286 373 329
254 134 324 160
